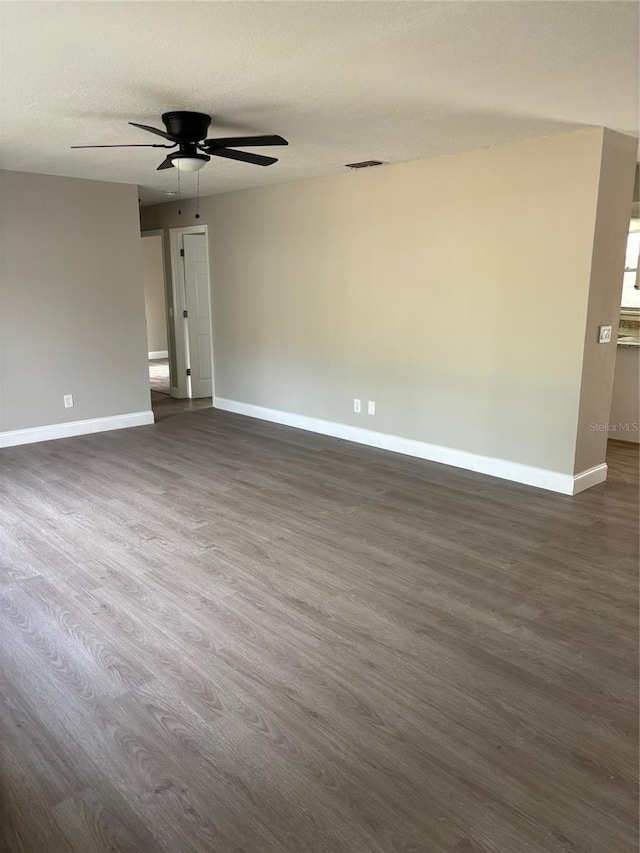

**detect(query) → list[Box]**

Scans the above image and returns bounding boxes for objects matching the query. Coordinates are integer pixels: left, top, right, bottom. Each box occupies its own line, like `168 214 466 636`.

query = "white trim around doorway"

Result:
141 229 173 394
168 225 213 401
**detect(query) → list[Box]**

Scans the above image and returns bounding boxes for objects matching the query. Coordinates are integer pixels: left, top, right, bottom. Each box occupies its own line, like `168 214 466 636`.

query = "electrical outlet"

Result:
598 325 612 343
367 401 376 415
64 394 74 409
353 398 361 413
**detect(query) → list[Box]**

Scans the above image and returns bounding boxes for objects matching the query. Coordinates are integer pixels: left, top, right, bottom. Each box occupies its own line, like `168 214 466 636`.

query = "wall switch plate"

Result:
64 394 74 408
598 325 612 343
367 401 376 415
353 398 361 413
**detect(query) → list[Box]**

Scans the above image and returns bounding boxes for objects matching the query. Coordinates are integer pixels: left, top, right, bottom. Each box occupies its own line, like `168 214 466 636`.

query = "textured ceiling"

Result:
1 1 638 206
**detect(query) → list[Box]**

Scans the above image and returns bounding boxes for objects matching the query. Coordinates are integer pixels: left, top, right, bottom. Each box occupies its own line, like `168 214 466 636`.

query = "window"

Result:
621 222 640 311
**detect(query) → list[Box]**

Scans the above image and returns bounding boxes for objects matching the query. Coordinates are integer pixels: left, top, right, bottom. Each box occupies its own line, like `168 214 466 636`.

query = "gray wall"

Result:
0 170 151 433
141 234 168 354
141 128 634 477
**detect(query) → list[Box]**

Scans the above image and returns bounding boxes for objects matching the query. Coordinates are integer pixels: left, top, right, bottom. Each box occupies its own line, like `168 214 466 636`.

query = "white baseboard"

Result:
148 350 169 360
214 398 607 495
0 410 155 449
571 463 607 495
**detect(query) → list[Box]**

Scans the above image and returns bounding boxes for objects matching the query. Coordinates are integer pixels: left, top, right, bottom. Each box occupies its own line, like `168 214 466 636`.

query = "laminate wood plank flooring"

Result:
149 360 170 396
150 390 212 423
0 407 638 853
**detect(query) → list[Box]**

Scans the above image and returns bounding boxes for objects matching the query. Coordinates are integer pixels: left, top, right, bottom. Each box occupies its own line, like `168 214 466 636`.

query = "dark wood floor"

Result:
1 406 638 853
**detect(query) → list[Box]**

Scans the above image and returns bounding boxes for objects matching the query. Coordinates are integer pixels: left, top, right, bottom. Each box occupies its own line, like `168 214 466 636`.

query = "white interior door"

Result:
182 233 213 398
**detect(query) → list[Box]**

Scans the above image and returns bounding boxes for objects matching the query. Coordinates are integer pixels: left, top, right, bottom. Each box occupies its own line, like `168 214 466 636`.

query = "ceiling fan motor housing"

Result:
162 111 211 142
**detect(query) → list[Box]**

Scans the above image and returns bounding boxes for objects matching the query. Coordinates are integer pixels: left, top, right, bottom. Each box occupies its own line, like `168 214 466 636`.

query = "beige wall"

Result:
0 170 150 433
573 130 638 470
141 128 634 477
141 234 168 354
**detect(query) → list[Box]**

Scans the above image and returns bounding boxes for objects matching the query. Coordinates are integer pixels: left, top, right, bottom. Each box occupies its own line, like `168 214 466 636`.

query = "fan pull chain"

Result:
195 171 201 219
177 168 182 216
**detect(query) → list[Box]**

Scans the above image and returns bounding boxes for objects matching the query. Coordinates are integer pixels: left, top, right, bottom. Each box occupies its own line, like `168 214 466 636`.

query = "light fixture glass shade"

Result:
173 156 207 172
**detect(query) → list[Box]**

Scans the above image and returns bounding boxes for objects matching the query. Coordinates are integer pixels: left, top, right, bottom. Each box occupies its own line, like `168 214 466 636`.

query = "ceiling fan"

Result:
71 111 288 172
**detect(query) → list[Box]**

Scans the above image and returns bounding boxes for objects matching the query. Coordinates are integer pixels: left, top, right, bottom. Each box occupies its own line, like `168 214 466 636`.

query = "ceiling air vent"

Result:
345 160 384 169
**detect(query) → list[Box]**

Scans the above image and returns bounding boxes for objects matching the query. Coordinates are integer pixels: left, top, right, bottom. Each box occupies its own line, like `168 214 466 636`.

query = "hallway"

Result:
149 358 170 396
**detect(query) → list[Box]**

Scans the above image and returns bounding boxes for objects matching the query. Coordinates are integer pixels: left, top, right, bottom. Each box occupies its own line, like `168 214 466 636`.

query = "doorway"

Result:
168 225 214 401
141 231 171 397
609 218 639 444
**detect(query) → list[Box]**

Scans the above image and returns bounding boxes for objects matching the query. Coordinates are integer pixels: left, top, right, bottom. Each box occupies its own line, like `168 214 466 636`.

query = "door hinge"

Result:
186 368 191 376
180 248 185 257
183 310 188 318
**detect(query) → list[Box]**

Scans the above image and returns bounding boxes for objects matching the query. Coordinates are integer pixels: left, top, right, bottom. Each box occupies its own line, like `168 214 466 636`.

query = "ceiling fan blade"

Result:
203 135 288 149
71 143 175 149
156 156 175 171
129 121 180 142
208 148 278 166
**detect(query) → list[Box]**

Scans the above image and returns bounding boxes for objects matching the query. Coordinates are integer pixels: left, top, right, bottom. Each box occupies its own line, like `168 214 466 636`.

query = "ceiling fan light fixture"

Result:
173 154 209 172
71 112 288 172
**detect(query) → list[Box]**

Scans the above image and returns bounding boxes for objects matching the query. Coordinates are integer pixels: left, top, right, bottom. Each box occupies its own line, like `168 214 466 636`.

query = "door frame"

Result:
168 225 213 400
140 229 172 393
